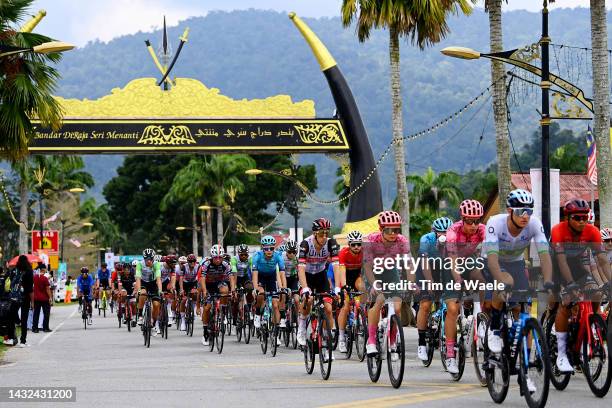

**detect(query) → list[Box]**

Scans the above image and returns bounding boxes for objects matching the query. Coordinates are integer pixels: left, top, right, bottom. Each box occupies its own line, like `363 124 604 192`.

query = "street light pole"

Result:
540 0 552 237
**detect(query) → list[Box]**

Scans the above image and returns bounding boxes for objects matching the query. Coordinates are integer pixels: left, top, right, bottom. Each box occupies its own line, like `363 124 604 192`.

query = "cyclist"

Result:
297 218 340 351
76 267 95 325
117 262 137 327
110 264 121 308
416 216 453 362
252 236 285 335
337 230 364 353
483 189 552 393
135 249 163 335
96 262 112 309
178 254 199 331
160 255 178 328
231 244 253 327
280 239 299 329
550 198 611 373
197 245 235 346
602 227 612 264
363 211 412 360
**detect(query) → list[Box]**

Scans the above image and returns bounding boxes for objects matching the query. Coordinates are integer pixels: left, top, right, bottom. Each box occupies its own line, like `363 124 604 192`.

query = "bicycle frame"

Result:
571 300 597 357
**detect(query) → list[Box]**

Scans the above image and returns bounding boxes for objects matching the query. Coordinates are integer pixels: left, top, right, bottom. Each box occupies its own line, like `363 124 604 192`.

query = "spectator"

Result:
12 256 34 347
64 276 74 304
32 268 52 333
0 267 15 346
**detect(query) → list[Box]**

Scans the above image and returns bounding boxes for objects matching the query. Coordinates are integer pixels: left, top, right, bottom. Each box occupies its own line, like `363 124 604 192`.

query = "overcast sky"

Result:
30 0 604 46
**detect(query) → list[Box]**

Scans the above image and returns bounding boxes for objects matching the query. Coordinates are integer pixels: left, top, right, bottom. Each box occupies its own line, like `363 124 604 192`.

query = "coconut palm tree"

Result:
341 0 474 241
406 167 463 213
485 0 511 212
590 0 611 228
0 0 64 160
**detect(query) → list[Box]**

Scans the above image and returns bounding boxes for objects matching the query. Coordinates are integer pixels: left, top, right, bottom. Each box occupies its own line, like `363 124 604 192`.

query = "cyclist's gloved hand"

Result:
334 286 341 296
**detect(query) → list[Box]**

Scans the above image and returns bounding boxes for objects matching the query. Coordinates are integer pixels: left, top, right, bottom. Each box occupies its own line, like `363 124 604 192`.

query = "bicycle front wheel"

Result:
520 318 550 408
543 312 571 390
318 312 333 380
271 324 279 357
355 308 367 362
472 312 489 386
216 308 225 354
304 318 315 375
387 314 405 388
484 327 509 403
582 313 610 398
260 324 269 355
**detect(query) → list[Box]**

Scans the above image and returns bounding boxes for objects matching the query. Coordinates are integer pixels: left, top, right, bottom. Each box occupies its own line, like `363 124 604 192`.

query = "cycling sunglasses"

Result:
350 243 362 248
286 250 297 254
262 246 275 252
511 207 534 217
570 214 588 222
382 227 401 235
462 218 481 225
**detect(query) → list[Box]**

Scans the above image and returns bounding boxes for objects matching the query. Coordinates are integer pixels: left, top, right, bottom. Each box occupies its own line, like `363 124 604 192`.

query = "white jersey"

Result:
483 214 549 262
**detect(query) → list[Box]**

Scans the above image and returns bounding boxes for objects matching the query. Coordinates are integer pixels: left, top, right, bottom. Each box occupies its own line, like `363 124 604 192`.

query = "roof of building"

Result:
510 172 599 203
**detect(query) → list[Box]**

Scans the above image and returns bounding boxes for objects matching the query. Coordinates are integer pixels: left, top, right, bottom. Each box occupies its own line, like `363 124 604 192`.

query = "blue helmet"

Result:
506 189 534 208
261 235 276 247
432 217 453 233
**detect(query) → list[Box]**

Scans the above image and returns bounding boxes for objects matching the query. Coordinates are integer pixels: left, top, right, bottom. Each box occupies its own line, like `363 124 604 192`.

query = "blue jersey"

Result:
327 263 335 287
252 251 285 277
97 268 110 281
418 232 442 258
77 275 94 295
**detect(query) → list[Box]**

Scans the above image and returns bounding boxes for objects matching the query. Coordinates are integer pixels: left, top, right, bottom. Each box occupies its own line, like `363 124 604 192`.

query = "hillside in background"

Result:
49 8 602 224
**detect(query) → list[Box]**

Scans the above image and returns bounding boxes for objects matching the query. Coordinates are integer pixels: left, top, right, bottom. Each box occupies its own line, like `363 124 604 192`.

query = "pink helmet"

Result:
378 210 403 229
459 199 484 218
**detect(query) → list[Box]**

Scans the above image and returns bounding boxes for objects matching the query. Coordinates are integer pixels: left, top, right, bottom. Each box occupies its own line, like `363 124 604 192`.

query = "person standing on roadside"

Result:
12 256 34 347
64 276 74 304
32 268 52 333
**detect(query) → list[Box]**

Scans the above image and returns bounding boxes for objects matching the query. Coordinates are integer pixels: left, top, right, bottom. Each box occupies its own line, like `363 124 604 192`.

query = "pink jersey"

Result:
363 232 411 263
445 221 485 257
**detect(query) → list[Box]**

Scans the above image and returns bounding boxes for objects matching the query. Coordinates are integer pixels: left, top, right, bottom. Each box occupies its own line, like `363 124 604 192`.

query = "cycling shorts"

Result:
206 281 228 296
305 271 330 294
99 279 110 290
346 268 361 290
236 276 252 290
258 275 278 295
286 276 299 292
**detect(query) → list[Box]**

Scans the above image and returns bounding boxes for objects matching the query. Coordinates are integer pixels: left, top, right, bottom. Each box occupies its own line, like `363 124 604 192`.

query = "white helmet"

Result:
601 227 611 241
178 256 187 264
210 244 225 257
131 260 138 267
153 254 162 263
346 230 363 244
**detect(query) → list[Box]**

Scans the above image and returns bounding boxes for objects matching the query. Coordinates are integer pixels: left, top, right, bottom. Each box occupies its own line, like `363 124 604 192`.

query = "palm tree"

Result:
0 0 64 160
79 198 121 252
550 145 585 173
485 0 511 212
341 0 474 241
590 0 611 228
406 167 463 213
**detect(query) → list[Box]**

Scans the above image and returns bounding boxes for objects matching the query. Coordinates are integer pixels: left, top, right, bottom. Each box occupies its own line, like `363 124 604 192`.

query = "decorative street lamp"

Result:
0 41 74 58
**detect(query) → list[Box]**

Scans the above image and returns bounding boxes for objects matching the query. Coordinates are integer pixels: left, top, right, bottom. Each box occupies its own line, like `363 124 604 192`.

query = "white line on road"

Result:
38 307 79 346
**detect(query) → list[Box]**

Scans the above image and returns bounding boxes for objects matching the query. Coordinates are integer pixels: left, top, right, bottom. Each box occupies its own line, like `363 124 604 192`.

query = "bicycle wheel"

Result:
110 299 114 314
283 307 290 348
117 304 122 328
126 307 132 332
291 306 298 349
260 321 269 355
332 312 339 351
484 326 509 403
451 337 466 382
387 314 405 388
367 330 382 383
582 313 611 398
345 321 354 359
304 319 315 375
216 307 225 354
543 312 571 390
145 305 152 348
423 315 437 367
244 305 251 344
472 312 489 387
318 311 333 380
236 310 243 343
520 318 550 408
271 324 279 357
355 308 367 362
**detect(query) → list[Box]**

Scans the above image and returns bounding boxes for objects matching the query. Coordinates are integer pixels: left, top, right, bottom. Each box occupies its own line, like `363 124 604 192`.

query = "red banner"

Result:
31 230 59 253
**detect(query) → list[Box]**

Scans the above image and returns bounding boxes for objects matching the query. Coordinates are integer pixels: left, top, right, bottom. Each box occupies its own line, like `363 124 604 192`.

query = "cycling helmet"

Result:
506 189 534 208
346 230 363 244
186 254 197 262
312 217 331 231
261 235 276 247
237 244 249 254
178 256 187 264
277 244 287 252
210 244 225 257
115 263 124 271
154 254 162 263
564 198 590 215
601 227 612 240
459 199 484 218
143 248 156 260
80 267 89 274
131 260 138 267
587 209 595 224
378 210 403 228
286 239 298 252
432 217 453 232
165 254 177 264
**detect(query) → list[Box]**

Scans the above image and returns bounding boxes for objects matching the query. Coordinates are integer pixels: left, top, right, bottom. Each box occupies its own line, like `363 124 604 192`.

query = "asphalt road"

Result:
0 304 609 407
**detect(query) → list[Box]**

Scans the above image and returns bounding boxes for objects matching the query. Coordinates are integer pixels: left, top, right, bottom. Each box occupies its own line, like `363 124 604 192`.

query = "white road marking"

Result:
38 307 79 346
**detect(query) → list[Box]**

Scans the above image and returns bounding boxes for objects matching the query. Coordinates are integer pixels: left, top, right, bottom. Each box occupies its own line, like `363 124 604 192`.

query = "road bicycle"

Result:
206 293 231 354
303 292 334 380
366 297 405 389
258 291 281 356
483 288 549 408
98 289 108 317
282 289 299 349
141 293 155 348
183 290 195 337
542 286 610 398
80 295 92 330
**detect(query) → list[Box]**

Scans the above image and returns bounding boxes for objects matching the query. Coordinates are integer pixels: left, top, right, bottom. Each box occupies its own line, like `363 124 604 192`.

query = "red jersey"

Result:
338 247 363 271
111 271 118 283
551 222 604 259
